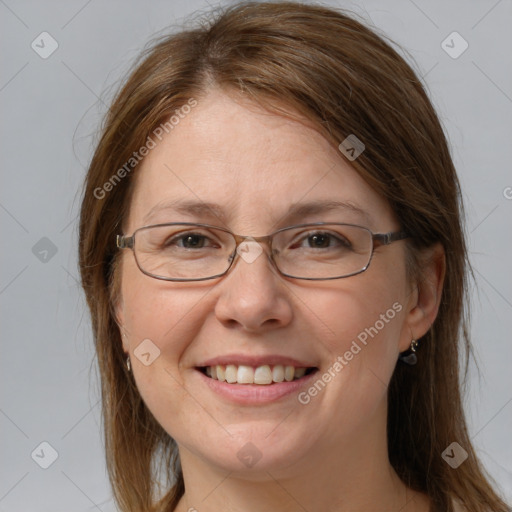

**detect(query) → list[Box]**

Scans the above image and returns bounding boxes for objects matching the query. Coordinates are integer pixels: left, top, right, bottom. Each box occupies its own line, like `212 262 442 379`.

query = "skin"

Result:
115 89 445 512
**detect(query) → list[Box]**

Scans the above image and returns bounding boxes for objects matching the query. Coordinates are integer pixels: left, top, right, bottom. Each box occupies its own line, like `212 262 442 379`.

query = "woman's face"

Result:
116 89 417 476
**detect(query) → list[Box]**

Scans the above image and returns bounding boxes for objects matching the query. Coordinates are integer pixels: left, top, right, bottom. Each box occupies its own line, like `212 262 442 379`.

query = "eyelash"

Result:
165 230 351 250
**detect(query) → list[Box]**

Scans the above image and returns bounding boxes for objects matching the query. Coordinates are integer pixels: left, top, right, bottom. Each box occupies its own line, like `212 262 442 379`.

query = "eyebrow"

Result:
143 199 228 225
279 199 371 225
142 198 372 227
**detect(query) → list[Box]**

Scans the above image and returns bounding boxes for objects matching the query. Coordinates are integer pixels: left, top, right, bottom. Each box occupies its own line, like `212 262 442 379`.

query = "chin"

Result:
184 423 316 477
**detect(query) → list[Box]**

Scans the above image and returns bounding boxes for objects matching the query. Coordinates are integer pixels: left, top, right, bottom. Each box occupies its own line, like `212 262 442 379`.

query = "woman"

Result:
78 2 510 511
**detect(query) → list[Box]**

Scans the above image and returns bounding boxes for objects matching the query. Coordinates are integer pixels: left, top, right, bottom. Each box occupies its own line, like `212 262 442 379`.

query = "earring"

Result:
121 331 131 372
399 339 418 365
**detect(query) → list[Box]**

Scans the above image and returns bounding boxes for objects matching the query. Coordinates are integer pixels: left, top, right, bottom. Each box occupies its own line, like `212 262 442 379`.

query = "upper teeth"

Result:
205 364 308 385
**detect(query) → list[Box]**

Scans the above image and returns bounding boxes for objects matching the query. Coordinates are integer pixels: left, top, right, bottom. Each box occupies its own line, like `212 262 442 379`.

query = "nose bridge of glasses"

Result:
226 232 279 275
232 232 274 251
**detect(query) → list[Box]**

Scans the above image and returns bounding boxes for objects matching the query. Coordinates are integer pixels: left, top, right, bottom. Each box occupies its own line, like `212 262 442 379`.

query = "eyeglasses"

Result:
116 222 409 281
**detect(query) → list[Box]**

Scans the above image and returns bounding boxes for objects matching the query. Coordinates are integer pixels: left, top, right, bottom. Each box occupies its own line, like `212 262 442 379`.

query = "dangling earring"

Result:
121 331 131 372
399 339 418 365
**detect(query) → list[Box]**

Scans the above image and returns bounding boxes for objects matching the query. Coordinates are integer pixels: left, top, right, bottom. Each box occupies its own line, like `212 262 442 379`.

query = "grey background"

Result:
1 0 511 510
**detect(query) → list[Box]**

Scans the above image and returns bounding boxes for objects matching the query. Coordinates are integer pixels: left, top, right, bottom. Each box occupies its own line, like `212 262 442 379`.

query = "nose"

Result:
213 245 294 333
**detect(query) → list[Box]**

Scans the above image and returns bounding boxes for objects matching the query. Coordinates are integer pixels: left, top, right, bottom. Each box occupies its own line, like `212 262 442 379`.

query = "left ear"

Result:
402 242 446 349
112 290 129 353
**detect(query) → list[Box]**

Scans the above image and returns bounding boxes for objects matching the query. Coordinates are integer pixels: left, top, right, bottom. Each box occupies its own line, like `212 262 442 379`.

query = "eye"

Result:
165 232 218 249
290 230 352 250
306 233 336 248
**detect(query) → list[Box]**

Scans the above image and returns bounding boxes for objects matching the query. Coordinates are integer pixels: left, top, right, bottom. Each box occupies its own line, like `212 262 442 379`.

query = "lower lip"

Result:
195 368 319 405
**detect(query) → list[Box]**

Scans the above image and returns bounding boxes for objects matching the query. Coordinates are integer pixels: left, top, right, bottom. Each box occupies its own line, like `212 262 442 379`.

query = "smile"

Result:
198 364 317 385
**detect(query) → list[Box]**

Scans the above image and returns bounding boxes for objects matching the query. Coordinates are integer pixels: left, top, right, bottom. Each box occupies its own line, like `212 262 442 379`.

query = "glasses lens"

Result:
134 224 234 280
273 224 372 279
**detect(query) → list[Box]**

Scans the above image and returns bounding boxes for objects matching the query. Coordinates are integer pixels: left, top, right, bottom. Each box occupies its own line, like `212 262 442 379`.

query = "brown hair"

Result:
78 2 510 511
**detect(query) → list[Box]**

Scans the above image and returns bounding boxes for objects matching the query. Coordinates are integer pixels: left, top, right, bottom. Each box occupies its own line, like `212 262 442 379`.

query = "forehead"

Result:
126 90 394 233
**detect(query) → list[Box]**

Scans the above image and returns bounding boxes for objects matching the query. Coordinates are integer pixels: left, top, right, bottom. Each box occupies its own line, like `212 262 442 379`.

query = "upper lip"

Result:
196 354 318 368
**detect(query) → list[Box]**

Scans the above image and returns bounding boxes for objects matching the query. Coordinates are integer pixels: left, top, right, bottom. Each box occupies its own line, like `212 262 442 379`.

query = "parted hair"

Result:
78 2 509 511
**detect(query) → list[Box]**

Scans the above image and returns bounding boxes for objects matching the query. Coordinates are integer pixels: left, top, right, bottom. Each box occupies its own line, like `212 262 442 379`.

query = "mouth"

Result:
196 364 318 385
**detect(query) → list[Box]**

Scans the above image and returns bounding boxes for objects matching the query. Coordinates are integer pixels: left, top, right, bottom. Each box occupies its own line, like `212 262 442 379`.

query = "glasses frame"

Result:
116 222 409 282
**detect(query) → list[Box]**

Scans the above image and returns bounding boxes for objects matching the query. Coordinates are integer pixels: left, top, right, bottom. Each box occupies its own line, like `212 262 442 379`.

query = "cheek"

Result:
118 262 211 413
120 257 207 355
303 265 407 417
314 257 406 349
313 284 404 377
